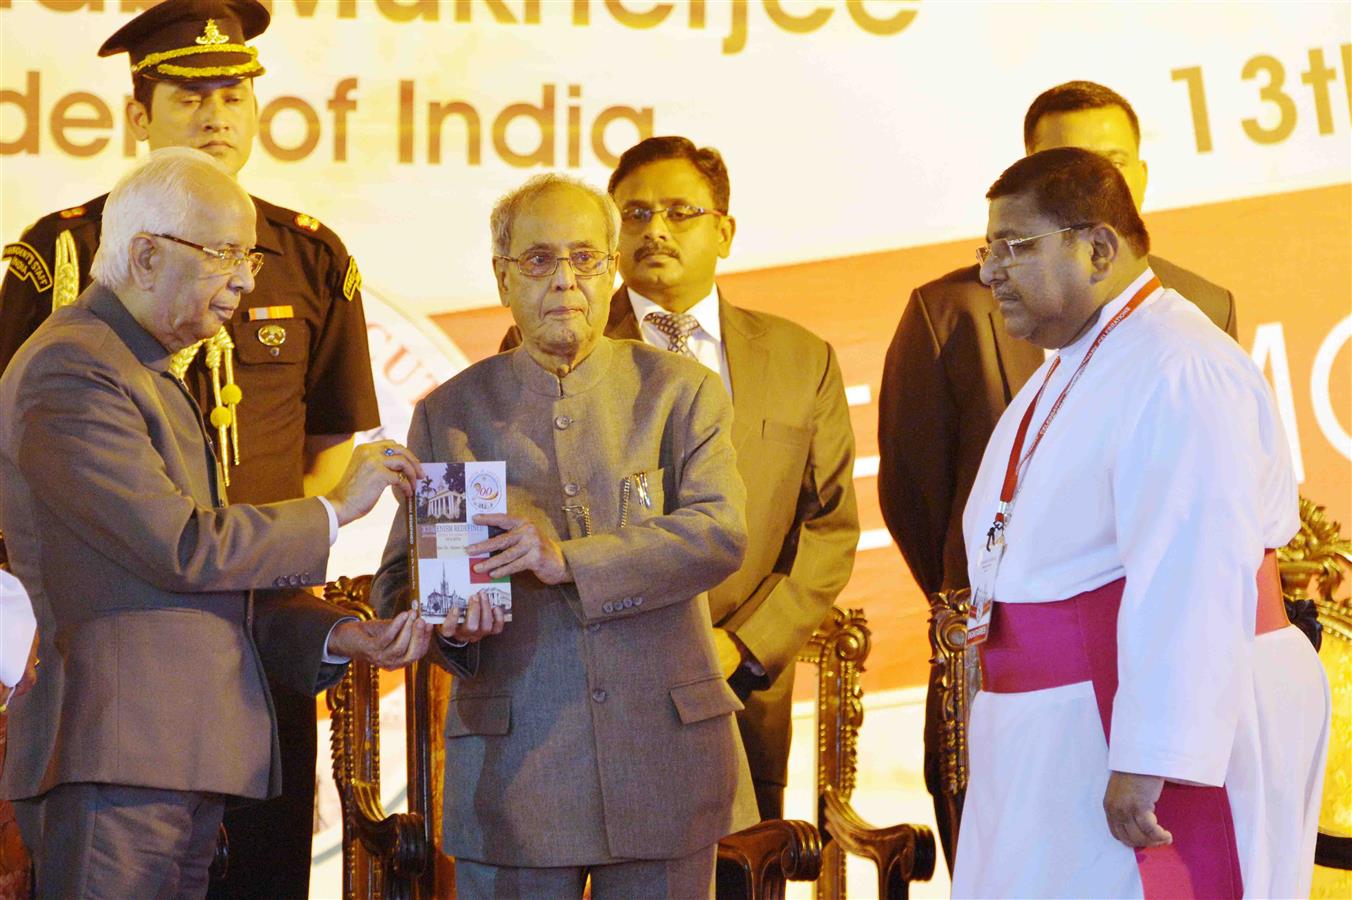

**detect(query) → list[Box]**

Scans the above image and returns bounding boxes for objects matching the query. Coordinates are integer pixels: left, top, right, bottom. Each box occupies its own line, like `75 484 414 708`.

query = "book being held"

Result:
408 461 512 625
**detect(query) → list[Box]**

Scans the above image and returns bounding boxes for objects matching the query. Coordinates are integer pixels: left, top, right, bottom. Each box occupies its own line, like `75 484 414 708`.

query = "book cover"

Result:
407 461 512 624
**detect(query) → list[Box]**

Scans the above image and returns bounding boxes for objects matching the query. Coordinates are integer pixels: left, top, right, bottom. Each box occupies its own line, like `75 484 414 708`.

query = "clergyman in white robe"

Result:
952 269 1330 898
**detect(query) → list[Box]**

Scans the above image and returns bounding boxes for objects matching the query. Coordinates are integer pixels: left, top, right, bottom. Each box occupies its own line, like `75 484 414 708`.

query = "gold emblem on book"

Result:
195 19 230 46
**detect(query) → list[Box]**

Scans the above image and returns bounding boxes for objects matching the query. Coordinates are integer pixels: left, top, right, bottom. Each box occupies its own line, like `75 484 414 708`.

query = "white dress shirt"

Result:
629 287 733 398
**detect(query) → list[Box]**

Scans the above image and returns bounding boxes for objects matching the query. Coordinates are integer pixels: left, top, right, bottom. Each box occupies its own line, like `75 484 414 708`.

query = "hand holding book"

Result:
439 591 508 645
325 439 424 525
468 513 571 584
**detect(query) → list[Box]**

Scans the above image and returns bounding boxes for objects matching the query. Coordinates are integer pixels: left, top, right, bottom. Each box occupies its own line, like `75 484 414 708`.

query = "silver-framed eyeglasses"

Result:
153 233 264 276
619 204 724 231
495 248 615 279
976 223 1093 266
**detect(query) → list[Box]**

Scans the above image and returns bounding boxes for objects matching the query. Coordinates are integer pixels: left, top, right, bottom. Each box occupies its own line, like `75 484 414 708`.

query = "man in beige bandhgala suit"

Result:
371 173 756 899
0 148 428 899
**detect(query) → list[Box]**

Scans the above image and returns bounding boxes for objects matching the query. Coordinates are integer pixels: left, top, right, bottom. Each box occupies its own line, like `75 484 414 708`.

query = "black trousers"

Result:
208 682 317 900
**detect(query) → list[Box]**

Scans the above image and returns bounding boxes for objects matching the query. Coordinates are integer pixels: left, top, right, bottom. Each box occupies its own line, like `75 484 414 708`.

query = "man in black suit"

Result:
876 80 1238 869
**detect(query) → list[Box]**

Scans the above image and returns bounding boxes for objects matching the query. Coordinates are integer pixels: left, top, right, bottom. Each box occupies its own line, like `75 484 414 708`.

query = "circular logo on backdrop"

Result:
469 471 502 512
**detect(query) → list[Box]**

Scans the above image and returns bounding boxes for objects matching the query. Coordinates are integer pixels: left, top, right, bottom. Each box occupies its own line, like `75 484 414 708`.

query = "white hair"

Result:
90 147 251 291
489 172 620 257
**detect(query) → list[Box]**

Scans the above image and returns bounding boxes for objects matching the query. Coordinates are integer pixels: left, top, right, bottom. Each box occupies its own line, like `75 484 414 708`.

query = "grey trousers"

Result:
455 843 717 900
14 782 225 900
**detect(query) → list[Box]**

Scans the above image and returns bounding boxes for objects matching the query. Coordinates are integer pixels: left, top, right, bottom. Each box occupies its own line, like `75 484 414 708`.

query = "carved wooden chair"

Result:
331 601 935 899
787 607 935 900
1279 500 1352 895
325 576 428 899
927 497 1352 891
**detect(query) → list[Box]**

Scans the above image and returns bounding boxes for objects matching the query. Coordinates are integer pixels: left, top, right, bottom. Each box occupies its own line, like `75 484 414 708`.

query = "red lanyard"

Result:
986 276 1161 550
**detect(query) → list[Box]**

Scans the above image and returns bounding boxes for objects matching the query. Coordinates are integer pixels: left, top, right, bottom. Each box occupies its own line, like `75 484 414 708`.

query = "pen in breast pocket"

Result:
636 472 652 508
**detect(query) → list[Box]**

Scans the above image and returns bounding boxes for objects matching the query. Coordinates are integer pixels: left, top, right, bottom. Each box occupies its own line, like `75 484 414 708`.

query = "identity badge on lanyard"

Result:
966 276 1161 647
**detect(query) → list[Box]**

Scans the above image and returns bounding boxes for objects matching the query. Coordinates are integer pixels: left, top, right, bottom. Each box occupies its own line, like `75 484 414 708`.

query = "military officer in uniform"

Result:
0 2 380 896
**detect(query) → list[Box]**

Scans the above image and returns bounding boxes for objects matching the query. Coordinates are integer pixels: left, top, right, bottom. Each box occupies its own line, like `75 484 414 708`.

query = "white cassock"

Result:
951 268 1330 899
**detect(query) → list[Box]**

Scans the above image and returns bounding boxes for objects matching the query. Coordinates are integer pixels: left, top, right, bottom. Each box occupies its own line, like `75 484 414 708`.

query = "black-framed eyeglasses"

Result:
619 204 724 231
495 248 615 279
152 233 264 276
976 223 1094 266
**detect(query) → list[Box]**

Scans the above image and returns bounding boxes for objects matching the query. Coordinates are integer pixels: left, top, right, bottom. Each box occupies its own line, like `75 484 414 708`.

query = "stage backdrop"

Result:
2 1 1348 895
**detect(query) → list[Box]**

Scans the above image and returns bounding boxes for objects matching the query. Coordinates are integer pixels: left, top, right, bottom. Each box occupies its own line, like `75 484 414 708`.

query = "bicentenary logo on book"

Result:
408 461 512 624
468 469 502 513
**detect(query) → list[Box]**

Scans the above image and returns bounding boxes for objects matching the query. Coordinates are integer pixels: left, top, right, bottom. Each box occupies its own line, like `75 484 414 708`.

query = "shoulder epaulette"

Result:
19 195 107 237
3 195 106 296
256 197 349 249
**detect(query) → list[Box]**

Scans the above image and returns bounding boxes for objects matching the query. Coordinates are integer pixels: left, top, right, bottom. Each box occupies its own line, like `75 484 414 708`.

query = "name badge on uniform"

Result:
966 541 1002 646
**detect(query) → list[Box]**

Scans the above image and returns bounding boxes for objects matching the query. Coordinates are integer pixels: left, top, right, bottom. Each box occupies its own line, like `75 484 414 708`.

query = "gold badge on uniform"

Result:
2 242 53 292
294 213 320 232
258 323 287 346
342 257 362 302
58 206 86 220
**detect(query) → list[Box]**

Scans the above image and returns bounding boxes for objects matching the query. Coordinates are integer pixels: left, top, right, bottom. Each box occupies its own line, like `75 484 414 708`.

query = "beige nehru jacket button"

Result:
554 415 572 430
563 482 580 497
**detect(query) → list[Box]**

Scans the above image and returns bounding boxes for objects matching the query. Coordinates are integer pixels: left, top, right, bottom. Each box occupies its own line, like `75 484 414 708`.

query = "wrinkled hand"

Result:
325 440 423 526
440 591 507 645
329 610 433 670
712 628 744 679
1104 771 1172 848
467 513 570 585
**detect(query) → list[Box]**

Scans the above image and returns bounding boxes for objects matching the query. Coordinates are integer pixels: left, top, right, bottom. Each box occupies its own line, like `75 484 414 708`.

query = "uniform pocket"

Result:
444 693 511 737
234 320 309 365
669 674 744 724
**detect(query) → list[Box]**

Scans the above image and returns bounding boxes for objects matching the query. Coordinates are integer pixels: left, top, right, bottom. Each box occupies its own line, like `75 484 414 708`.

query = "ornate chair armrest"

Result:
324 575 429 898
822 787 936 900
717 819 822 899
348 781 428 880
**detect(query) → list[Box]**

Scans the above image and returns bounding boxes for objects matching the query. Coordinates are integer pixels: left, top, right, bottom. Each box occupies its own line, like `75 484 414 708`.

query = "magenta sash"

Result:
980 579 1243 899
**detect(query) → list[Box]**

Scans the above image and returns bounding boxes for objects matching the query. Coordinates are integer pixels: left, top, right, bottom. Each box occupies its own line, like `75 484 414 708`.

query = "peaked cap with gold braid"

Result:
98 0 269 82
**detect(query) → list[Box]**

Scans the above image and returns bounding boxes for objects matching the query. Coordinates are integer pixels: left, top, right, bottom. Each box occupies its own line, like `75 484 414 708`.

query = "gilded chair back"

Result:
1279 500 1352 892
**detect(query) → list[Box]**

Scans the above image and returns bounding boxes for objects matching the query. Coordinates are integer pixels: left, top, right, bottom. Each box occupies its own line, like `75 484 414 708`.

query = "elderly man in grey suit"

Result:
371 173 757 898
503 136 860 822
0 147 431 899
